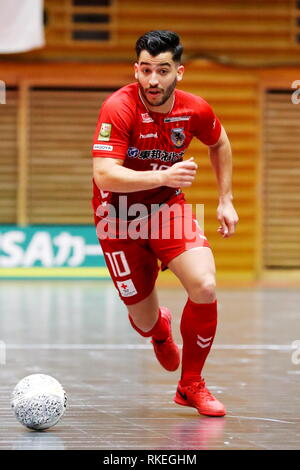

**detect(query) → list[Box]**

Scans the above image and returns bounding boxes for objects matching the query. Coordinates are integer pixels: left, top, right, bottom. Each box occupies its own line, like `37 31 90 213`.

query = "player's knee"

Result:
187 276 216 303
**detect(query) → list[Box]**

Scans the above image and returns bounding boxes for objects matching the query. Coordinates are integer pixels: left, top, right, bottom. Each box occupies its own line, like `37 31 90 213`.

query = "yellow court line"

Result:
0 267 110 278
0 267 256 282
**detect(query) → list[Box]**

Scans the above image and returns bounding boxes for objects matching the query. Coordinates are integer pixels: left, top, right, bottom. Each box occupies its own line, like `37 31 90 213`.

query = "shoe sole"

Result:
173 394 226 417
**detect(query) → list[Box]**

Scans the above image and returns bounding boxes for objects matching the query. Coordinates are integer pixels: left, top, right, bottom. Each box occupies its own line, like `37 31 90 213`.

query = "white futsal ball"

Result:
11 374 67 430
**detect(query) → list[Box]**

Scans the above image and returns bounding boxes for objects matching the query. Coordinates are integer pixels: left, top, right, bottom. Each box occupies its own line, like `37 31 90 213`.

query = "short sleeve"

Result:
92 95 133 160
194 98 222 146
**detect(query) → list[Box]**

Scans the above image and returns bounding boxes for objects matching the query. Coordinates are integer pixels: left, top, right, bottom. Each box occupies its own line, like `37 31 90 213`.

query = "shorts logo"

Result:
171 128 185 148
116 279 137 297
93 144 113 151
98 123 112 141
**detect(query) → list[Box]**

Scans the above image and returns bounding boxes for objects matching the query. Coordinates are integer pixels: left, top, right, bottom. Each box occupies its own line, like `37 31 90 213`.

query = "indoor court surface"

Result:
1 0 300 455
1 281 299 450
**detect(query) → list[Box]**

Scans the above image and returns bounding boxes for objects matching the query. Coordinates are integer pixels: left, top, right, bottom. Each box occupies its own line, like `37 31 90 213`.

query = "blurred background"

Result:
0 0 300 284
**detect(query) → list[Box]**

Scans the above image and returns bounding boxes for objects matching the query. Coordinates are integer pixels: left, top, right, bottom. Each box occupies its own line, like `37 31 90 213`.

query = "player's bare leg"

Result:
167 246 216 303
168 246 226 416
127 286 180 371
127 287 160 332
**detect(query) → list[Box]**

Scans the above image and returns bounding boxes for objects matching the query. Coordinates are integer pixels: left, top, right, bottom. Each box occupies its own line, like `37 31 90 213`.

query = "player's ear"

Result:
134 62 139 80
176 65 184 82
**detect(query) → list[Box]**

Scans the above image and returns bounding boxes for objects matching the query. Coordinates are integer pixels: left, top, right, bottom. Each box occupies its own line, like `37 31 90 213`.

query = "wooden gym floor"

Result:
0 280 299 450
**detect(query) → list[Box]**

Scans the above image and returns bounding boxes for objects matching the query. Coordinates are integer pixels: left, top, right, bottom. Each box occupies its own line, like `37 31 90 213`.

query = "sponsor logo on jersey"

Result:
98 123 112 141
116 279 137 297
127 147 184 163
171 128 185 148
164 116 191 123
141 113 154 123
93 144 113 151
127 147 139 157
140 132 158 139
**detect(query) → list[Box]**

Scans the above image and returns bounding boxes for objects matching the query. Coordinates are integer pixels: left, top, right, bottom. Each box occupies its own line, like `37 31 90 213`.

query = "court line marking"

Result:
227 415 295 424
4 343 295 350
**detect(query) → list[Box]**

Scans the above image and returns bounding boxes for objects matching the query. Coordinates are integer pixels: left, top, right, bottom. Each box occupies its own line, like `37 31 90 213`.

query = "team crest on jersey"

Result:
98 123 112 141
171 128 185 148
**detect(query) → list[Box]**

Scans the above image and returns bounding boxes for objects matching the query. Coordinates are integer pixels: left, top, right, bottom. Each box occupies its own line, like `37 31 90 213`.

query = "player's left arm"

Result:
208 126 239 238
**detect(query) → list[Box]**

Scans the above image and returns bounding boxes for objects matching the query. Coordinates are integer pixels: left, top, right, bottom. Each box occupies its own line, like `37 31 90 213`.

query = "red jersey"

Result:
92 82 221 217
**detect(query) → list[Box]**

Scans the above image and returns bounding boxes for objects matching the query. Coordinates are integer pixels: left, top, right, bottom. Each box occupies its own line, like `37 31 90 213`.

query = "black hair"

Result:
135 30 183 63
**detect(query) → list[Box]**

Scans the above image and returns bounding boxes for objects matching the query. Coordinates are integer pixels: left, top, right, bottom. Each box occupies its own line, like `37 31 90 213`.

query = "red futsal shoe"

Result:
174 378 226 417
151 308 180 372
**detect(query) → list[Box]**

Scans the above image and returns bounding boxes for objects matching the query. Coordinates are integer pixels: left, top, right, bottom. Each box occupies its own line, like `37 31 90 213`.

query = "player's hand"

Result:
216 200 239 238
162 157 198 188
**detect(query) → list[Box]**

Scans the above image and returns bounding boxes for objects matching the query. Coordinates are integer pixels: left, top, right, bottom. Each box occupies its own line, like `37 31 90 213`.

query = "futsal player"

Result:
92 30 239 417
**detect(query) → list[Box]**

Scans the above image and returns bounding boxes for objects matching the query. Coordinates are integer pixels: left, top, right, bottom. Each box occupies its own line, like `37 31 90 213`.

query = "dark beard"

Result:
139 77 177 107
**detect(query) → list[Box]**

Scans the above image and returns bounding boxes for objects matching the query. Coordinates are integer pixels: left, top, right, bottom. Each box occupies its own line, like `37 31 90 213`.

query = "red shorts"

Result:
93 194 210 306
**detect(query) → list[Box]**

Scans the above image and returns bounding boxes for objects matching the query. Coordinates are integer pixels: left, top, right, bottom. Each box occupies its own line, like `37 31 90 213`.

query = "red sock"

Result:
180 297 218 385
128 308 170 341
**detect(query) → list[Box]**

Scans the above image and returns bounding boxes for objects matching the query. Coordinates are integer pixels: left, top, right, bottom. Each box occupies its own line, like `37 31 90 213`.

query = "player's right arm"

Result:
92 93 197 192
93 157 198 193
